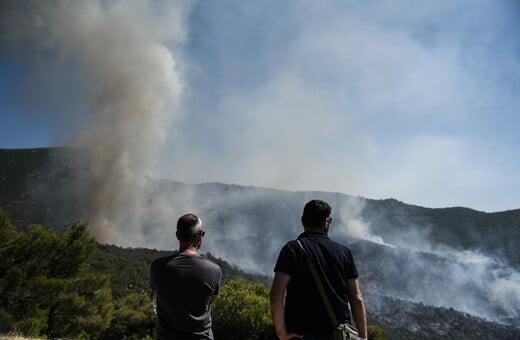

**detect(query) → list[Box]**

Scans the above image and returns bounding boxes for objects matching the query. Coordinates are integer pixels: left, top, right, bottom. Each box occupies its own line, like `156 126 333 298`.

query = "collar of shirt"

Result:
297 231 329 240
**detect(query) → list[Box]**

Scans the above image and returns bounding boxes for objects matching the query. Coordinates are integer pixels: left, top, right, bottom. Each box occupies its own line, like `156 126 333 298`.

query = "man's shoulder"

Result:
328 238 354 254
306 235 354 256
151 252 179 267
282 239 299 249
198 254 222 272
329 238 350 249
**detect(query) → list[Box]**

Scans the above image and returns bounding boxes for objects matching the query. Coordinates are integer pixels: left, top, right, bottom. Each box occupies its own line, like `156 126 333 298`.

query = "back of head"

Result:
177 213 203 241
302 199 331 229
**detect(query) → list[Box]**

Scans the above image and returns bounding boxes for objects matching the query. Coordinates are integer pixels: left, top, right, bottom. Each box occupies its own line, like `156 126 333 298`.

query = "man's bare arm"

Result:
347 278 367 340
269 272 302 340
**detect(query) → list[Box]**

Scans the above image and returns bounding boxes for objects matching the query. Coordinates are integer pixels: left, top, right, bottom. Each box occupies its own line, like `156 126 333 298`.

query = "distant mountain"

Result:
2 147 519 268
362 198 520 270
1 147 520 338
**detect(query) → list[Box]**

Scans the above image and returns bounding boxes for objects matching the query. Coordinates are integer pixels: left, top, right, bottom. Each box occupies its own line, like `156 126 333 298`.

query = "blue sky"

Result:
1 0 519 212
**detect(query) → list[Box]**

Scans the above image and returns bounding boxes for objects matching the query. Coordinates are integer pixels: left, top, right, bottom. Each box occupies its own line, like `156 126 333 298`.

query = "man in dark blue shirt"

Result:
270 200 367 340
150 214 222 340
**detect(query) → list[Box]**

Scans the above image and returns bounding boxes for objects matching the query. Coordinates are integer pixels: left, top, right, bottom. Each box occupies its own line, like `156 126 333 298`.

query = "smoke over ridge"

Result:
1 0 187 244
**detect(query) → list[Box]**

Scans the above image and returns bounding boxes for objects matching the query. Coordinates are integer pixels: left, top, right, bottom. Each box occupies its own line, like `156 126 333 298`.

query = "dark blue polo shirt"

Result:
274 232 358 336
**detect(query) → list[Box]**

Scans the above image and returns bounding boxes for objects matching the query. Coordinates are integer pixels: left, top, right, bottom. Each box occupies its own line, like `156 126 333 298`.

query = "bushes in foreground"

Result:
0 210 113 338
213 278 275 339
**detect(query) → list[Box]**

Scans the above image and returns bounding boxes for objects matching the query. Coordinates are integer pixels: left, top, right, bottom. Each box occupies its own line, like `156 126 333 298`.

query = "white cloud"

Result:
364 134 518 210
2 0 519 211
163 0 520 211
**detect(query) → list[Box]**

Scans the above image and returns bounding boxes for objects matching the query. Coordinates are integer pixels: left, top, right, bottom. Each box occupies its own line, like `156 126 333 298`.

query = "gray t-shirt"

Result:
150 252 222 339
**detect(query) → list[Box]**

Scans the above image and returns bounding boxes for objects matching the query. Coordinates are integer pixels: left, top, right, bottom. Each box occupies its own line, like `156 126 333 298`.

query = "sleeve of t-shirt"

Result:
345 249 359 280
273 243 296 276
150 260 157 290
214 267 222 295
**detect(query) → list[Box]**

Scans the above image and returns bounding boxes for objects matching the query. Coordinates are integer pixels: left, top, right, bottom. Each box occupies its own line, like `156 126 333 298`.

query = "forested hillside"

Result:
91 244 272 300
362 198 520 270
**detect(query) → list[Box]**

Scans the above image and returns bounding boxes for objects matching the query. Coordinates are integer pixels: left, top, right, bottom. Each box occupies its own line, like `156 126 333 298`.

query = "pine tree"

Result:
0 210 113 338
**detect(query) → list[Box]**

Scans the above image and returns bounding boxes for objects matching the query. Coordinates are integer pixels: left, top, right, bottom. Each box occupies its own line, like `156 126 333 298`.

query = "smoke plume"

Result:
1 0 187 244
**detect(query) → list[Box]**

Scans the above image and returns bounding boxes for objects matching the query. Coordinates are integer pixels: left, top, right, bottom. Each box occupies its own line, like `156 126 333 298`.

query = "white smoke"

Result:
1 0 188 245
417 249 520 323
350 212 520 325
334 197 391 246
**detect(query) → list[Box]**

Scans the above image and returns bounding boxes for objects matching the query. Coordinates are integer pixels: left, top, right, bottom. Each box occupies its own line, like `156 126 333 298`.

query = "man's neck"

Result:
179 243 199 254
303 228 327 234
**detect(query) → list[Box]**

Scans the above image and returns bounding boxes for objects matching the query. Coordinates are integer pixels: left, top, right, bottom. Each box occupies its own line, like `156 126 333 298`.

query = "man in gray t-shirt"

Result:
150 214 222 340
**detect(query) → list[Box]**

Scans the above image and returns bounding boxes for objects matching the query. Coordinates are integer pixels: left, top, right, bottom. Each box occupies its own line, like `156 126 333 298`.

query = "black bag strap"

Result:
297 239 339 327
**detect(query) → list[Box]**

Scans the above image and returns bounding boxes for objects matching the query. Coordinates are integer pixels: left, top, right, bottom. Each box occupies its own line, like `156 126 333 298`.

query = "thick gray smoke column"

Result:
1 1 187 244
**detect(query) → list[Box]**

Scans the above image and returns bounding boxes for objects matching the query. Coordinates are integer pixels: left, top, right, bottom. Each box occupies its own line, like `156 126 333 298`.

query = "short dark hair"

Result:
302 200 331 229
177 214 203 241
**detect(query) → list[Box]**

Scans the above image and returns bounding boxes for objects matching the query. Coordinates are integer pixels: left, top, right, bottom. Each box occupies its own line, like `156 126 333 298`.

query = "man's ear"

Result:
323 219 329 232
175 231 181 241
